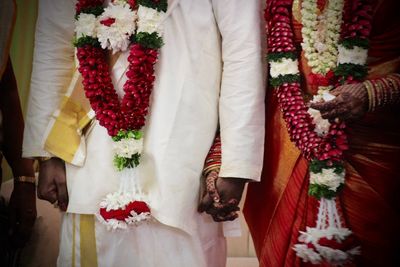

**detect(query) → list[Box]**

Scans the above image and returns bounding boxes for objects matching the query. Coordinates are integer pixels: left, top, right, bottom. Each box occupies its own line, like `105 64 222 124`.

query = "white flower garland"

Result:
97 3 137 52
301 0 344 74
75 1 166 53
270 58 299 78
75 13 98 38
337 45 368 65
310 168 345 192
137 5 166 35
113 138 143 158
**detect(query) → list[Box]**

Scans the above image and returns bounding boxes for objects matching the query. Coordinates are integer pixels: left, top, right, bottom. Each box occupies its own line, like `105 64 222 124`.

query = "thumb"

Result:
198 193 213 213
56 180 69 212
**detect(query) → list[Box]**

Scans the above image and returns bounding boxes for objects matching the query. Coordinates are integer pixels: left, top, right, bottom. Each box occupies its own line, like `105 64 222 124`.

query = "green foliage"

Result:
267 52 297 62
335 63 368 83
114 153 141 171
340 37 369 49
76 6 104 19
132 32 164 49
137 0 168 12
73 36 100 48
309 183 344 199
309 160 344 175
270 74 301 87
112 130 143 142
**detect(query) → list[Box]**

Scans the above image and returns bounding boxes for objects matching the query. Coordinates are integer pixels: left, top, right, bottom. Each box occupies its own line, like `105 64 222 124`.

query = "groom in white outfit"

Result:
23 0 265 266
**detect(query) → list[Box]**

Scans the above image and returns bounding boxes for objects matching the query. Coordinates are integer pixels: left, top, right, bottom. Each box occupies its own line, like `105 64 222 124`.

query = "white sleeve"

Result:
212 0 266 181
23 0 76 157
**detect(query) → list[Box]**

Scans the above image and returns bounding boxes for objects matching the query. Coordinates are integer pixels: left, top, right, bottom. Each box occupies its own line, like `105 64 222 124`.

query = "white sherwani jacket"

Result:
23 0 265 235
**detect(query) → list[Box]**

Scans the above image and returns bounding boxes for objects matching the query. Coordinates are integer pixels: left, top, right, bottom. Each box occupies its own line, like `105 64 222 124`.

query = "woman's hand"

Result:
310 83 369 121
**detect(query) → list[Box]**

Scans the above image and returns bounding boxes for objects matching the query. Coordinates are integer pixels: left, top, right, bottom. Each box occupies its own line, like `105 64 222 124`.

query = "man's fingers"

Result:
37 187 57 204
56 179 69 211
212 211 239 222
198 193 213 213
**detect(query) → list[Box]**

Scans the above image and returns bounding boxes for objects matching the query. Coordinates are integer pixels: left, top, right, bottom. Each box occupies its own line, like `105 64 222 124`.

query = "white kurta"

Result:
23 0 265 265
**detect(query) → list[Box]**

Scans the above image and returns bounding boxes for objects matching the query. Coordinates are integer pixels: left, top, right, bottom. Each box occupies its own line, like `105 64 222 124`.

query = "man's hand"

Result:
310 83 369 121
37 157 68 211
8 182 37 248
198 171 246 222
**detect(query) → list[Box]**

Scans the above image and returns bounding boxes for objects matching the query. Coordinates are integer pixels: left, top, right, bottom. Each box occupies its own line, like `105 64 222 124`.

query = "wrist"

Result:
14 175 36 185
36 156 53 163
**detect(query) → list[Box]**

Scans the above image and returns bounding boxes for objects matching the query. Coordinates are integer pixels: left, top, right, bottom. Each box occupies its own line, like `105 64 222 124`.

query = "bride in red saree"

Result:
244 0 400 266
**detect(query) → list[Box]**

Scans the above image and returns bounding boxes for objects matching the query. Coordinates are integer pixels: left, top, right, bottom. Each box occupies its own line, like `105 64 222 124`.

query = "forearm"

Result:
212 0 265 181
0 58 34 177
364 73 400 111
23 0 76 158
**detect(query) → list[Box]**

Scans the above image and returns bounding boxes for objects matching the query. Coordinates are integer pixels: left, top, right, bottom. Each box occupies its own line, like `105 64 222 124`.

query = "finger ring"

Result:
53 201 59 208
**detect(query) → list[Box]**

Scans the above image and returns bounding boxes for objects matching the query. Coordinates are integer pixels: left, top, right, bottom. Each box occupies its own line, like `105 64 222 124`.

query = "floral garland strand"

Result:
266 0 373 264
74 0 167 230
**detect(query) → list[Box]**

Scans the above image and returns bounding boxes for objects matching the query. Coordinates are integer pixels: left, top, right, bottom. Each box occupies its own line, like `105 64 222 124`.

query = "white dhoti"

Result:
58 213 226 267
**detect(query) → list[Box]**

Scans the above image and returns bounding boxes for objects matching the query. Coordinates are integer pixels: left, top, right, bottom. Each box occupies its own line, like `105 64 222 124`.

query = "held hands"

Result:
310 83 369 121
198 171 246 222
37 158 68 211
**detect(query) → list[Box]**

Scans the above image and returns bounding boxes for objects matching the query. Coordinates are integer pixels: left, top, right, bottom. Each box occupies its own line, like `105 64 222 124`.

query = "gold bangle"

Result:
15 176 36 184
363 80 374 111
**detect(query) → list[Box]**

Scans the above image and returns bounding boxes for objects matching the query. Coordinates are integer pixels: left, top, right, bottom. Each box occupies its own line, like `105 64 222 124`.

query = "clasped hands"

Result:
198 171 246 222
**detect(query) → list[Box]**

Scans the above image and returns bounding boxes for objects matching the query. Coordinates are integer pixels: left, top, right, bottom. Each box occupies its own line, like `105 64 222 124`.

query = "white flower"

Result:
137 5 166 35
100 191 135 211
293 244 322 265
270 58 299 78
337 45 368 65
301 0 344 74
97 4 137 52
113 137 143 158
310 168 345 192
308 108 331 136
75 13 97 38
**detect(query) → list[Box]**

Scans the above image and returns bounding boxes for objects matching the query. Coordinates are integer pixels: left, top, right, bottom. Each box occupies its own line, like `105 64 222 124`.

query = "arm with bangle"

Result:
310 73 400 120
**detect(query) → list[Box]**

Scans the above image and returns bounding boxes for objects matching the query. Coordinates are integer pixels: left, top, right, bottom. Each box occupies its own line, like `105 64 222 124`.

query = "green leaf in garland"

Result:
340 37 369 49
267 52 297 63
112 130 143 141
132 32 164 49
73 36 101 48
137 0 168 12
308 183 344 199
335 63 368 83
75 6 104 19
270 74 301 87
114 153 141 171
309 159 345 174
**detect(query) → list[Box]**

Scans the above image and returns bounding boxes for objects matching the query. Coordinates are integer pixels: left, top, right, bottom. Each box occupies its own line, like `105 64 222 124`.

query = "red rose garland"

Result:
266 0 373 265
74 0 167 229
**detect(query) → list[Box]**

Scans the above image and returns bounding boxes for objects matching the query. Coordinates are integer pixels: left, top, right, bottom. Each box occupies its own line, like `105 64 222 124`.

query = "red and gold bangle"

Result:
365 74 400 111
363 79 375 111
203 135 222 176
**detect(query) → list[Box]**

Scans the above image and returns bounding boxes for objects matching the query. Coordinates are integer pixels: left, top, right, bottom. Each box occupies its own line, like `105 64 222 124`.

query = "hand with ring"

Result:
310 83 369 121
198 171 247 222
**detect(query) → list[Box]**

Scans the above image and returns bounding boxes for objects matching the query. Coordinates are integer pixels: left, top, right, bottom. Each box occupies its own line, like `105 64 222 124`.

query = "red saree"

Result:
244 1 400 266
